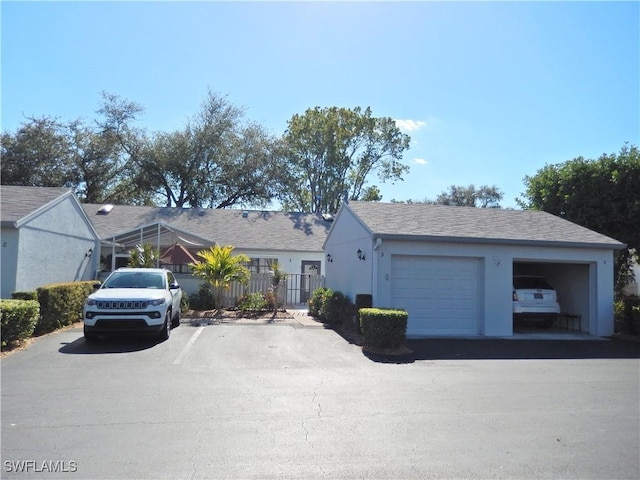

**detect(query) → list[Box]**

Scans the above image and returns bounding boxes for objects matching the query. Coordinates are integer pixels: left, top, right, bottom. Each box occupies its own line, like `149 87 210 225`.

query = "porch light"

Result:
326 254 333 263
357 249 365 261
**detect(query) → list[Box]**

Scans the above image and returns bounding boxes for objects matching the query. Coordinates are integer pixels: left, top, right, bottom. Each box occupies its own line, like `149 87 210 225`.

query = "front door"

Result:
300 261 321 302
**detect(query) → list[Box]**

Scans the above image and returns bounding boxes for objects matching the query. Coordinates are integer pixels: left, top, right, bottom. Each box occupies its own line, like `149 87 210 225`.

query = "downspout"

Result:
372 237 383 305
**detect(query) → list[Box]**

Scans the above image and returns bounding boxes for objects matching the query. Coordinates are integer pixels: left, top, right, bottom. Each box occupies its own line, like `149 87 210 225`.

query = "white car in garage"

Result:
513 275 561 329
83 268 182 342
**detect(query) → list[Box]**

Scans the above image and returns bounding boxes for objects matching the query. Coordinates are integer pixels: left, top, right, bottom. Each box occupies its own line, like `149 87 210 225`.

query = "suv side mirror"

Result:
169 282 180 290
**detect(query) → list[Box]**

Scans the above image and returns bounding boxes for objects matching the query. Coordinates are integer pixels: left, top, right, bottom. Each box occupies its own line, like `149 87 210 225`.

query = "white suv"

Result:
83 268 182 342
513 275 561 329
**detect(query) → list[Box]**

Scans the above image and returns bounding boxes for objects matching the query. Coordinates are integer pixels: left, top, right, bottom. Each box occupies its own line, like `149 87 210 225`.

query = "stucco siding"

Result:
1 228 20 298
15 196 97 293
324 209 373 302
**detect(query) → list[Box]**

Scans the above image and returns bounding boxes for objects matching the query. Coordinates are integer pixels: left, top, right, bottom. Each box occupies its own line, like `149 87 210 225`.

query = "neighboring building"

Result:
324 201 625 337
0 186 99 298
81 203 333 301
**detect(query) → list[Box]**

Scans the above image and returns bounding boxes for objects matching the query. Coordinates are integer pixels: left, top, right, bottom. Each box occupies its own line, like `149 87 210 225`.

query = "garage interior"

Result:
513 260 592 335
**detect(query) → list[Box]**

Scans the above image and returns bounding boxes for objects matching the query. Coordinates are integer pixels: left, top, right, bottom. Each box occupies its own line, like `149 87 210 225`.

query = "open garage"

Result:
513 260 592 334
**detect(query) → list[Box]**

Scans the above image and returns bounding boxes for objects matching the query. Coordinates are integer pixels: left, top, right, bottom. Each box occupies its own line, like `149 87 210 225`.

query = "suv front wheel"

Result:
159 311 171 342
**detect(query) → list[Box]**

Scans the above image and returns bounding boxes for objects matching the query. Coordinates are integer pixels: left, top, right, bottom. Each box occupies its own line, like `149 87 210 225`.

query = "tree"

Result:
1 116 77 188
1 92 152 205
269 261 287 311
189 245 251 313
128 243 160 268
132 91 287 208
518 143 640 296
433 184 503 208
279 106 411 213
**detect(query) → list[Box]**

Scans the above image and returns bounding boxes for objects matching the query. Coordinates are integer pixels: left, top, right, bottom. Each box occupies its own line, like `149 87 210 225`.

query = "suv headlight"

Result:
150 298 166 306
85 299 97 306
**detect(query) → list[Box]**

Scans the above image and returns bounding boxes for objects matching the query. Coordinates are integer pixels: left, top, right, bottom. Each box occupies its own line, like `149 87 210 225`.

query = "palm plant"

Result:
269 261 287 311
189 245 250 315
128 243 159 268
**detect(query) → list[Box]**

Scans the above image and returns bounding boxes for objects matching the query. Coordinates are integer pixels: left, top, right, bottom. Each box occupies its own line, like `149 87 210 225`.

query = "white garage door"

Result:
391 255 482 336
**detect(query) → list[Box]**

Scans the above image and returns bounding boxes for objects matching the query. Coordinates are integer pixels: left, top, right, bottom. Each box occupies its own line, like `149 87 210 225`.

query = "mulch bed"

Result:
183 309 293 320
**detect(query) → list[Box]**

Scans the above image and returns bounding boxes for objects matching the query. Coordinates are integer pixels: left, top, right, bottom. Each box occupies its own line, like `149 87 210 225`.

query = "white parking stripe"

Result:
172 327 204 365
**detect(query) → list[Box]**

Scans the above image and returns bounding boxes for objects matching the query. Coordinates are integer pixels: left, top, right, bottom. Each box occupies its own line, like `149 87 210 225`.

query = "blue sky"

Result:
2 1 638 208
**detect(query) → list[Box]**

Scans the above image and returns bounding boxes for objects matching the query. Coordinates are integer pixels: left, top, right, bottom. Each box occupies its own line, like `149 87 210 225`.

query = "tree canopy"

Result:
393 184 504 208
278 106 411 213
518 143 640 294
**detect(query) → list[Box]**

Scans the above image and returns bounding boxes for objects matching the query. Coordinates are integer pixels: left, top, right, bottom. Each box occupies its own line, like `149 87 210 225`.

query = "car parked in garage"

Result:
513 275 561 328
83 268 182 342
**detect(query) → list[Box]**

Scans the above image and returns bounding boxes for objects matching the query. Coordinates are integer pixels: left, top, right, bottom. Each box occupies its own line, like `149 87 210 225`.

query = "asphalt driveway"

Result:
2 322 639 479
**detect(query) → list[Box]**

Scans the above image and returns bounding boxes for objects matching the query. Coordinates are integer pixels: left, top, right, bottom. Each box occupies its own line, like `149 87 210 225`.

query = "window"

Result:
246 258 276 274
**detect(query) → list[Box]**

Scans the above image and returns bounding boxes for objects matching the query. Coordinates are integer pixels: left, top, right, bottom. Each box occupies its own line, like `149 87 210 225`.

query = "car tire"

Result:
84 325 99 343
159 311 171 341
171 309 181 328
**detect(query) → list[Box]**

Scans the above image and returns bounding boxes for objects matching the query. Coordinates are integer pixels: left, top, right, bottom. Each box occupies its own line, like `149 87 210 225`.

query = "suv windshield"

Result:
103 272 165 289
513 276 554 290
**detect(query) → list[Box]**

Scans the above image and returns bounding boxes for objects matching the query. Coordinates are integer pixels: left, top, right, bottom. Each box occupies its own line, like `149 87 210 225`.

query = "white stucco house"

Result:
0 186 99 298
323 201 625 338
82 203 332 302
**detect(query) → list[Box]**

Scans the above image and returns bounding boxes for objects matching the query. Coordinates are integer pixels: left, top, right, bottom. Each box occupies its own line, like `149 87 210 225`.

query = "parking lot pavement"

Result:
2 323 639 480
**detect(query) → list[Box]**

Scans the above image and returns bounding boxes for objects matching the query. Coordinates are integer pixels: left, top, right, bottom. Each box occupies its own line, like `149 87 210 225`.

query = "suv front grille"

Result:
95 319 149 329
96 300 149 309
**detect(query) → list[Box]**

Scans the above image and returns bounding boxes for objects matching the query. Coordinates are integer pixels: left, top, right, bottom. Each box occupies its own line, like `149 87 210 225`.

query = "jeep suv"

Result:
513 275 561 329
83 268 182 342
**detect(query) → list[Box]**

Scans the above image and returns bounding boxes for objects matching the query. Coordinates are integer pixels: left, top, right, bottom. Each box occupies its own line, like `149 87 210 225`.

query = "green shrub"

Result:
322 291 356 326
264 289 279 311
308 287 332 317
1 299 40 348
35 281 96 335
189 284 216 311
237 292 268 312
11 291 37 301
181 293 190 312
359 308 408 349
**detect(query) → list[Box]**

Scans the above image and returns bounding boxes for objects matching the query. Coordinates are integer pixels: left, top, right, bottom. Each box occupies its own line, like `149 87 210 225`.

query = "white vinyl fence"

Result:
98 271 325 308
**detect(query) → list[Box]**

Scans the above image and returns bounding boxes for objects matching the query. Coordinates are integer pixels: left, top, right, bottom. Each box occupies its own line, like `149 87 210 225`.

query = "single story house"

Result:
82 203 332 302
0 186 99 298
323 201 625 337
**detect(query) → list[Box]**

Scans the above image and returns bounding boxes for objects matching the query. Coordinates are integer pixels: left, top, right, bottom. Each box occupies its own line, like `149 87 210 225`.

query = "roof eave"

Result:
374 233 626 250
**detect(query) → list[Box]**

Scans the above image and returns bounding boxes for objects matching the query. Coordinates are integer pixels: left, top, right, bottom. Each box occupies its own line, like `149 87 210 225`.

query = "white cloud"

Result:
413 158 428 165
394 119 427 133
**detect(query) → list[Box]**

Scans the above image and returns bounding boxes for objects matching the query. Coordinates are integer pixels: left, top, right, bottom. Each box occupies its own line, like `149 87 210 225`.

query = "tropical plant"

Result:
189 245 250 314
269 261 287 311
128 243 159 267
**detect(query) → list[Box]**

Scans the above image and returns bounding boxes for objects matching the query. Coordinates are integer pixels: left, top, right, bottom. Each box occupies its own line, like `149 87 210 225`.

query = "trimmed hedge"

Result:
35 281 97 335
11 291 37 301
1 299 39 347
359 308 408 349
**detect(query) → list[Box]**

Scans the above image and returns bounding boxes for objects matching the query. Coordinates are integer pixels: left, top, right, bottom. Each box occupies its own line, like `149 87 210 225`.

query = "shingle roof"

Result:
0 186 72 225
346 201 624 249
82 204 332 252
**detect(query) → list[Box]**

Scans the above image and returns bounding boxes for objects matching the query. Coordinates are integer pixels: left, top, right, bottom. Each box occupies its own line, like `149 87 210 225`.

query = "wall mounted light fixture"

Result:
357 249 365 261
85 248 93 258
326 253 333 263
